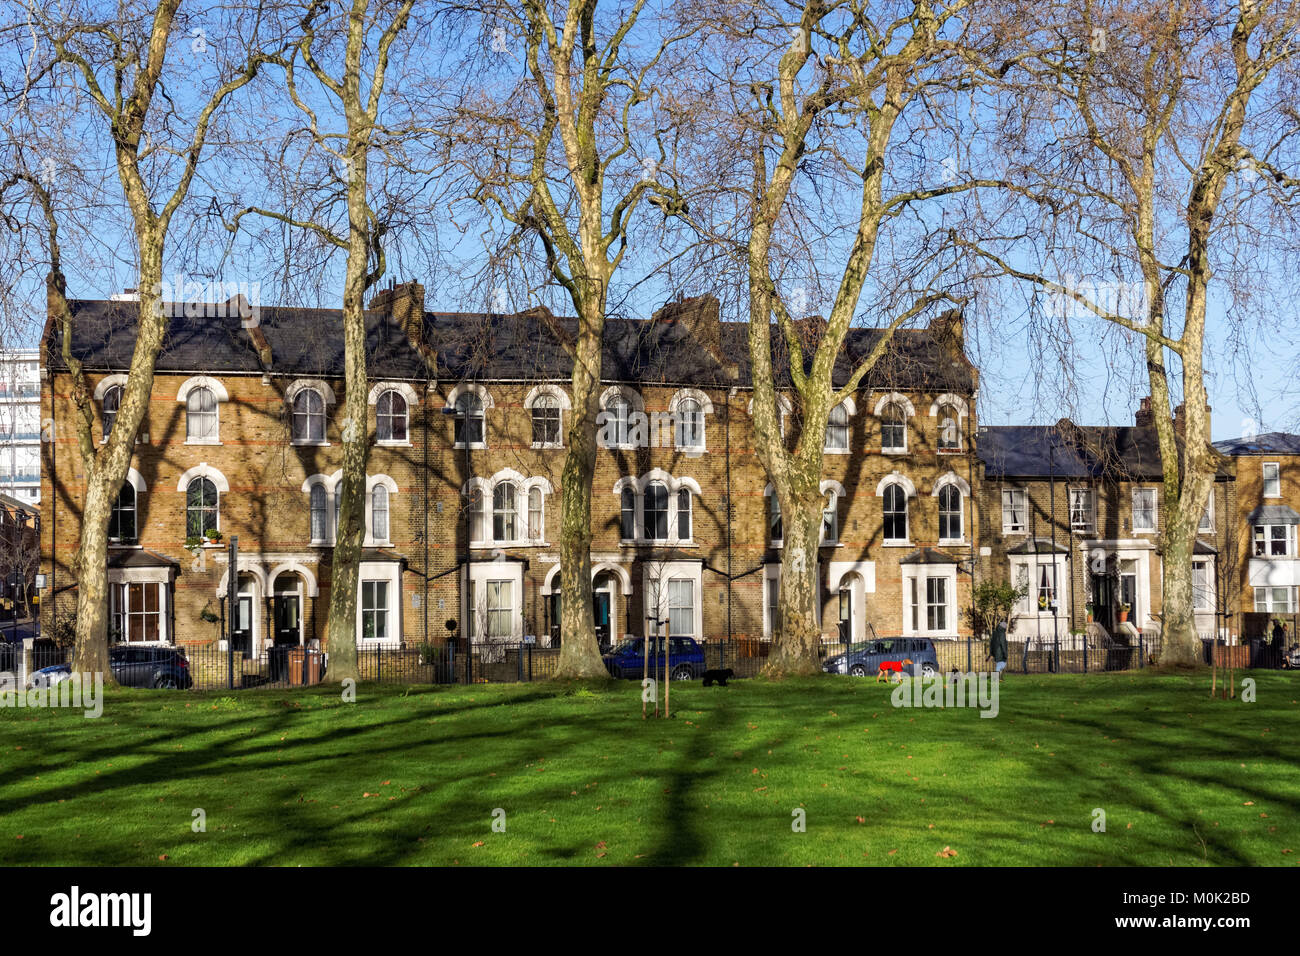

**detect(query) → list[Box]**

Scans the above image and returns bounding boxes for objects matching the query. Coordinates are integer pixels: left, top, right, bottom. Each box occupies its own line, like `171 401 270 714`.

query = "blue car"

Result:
603 636 705 680
822 637 939 678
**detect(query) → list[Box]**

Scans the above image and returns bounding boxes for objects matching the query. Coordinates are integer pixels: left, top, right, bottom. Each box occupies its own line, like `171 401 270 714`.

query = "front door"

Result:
1120 566 1138 627
274 594 301 646
593 590 611 651
1091 574 1113 630
838 587 852 644
232 594 254 656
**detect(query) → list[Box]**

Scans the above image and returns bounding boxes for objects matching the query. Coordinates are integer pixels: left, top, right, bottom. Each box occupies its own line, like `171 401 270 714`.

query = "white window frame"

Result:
1254 585 1298 613
644 561 704 640
465 560 524 644
107 575 170 645
466 470 551 548
1192 559 1214 611
824 400 853 454
901 564 957 638
1199 492 1215 533
525 384 571 449
357 560 402 645
1069 487 1095 533
177 376 228 445
1002 487 1027 534
448 384 492 449
874 392 915 454
286 379 335 446
1253 523 1297 558
1263 461 1281 498
1132 487 1158 533
597 386 644 450
614 472 700 546
670 388 713 453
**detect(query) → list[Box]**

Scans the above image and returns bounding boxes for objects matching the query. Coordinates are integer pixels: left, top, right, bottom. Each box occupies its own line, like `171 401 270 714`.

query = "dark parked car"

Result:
822 637 939 678
603 636 705 680
26 644 193 690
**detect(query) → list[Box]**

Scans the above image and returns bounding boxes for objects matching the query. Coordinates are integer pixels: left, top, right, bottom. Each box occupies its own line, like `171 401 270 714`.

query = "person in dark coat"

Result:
989 617 1009 680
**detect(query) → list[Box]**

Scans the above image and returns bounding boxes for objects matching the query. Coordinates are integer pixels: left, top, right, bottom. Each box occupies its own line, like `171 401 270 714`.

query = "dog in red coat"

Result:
876 658 913 682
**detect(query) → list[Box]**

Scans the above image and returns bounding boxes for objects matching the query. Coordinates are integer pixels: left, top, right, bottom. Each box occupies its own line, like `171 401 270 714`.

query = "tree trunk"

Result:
322 135 372 684
553 302 607 679
763 491 824 677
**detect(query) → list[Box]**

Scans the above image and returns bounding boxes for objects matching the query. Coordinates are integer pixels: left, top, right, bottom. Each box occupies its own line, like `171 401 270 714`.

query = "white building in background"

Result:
0 347 41 503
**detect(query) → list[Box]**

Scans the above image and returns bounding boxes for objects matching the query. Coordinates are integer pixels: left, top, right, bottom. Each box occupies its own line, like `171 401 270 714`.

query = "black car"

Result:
27 645 193 690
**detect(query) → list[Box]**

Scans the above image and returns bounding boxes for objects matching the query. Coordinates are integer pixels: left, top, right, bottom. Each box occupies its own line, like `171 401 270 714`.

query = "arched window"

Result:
109 483 136 540
186 477 219 539
492 482 517 541
376 390 408 442
769 492 783 543
939 484 962 540
621 487 636 539
102 385 123 442
825 402 850 452
371 485 390 541
310 484 328 542
645 482 669 540
335 488 343 537
528 486 543 539
455 392 485 445
675 398 703 449
883 483 908 542
822 492 839 543
881 403 907 451
605 394 631 446
531 394 561 446
186 386 218 441
292 389 325 443
677 488 692 540
468 486 486 542
938 405 960 450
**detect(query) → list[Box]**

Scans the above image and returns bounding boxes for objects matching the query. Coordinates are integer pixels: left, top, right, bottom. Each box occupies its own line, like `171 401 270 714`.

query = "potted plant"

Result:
1038 594 1050 611
204 528 222 544
1085 602 1094 623
1119 602 1131 623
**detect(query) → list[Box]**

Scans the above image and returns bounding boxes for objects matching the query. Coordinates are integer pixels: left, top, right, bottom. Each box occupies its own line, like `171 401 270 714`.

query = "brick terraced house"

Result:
1212 431 1300 643
976 401 1236 652
39 283 982 657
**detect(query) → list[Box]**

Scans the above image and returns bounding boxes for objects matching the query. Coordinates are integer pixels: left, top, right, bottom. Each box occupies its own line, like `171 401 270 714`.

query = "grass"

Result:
0 672 1296 866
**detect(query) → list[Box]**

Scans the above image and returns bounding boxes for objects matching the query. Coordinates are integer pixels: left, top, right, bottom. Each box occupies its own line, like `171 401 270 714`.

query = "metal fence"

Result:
6 628 1291 692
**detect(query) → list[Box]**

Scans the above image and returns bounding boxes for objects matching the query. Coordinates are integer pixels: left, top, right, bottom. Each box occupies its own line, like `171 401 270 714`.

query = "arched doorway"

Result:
836 571 868 645
232 572 261 657
270 570 307 648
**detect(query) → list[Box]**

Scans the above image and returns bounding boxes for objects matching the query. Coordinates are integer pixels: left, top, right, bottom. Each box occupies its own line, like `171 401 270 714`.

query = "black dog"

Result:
702 668 734 687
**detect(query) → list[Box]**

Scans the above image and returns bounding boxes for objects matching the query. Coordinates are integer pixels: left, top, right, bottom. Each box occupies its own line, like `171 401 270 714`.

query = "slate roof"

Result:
48 299 430 381
47 298 976 393
1213 432 1300 456
1245 505 1300 525
977 424 1233 481
107 548 180 570
898 547 959 565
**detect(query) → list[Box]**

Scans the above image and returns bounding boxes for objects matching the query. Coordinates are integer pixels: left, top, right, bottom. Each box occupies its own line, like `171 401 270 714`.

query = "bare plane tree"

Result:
958 0 1300 667
680 0 1010 675
0 0 282 679
437 0 697 678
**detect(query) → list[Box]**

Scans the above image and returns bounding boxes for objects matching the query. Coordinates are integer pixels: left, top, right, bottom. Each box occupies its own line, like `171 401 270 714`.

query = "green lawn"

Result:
0 672 1296 866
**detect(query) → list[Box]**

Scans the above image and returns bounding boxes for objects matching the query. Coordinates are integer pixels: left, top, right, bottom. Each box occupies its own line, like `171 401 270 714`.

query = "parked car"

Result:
26 645 193 690
822 637 939 678
603 636 705 680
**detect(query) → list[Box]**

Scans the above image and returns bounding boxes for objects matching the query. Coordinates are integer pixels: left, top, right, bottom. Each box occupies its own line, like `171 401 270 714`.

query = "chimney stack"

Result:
1173 401 1212 439
1135 396 1154 428
653 294 738 380
369 281 427 351
928 309 964 353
